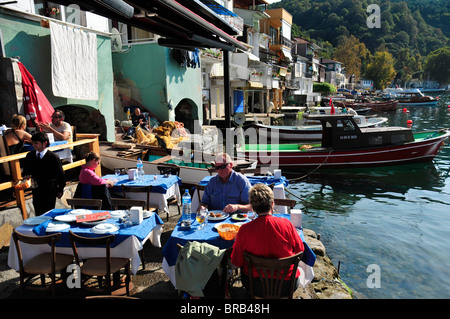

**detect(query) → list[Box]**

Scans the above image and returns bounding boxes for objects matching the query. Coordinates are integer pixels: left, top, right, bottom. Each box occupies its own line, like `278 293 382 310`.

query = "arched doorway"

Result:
57 105 107 141
174 99 199 134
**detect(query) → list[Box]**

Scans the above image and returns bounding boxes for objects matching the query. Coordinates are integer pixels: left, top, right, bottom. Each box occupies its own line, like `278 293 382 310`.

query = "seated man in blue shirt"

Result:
199 153 252 213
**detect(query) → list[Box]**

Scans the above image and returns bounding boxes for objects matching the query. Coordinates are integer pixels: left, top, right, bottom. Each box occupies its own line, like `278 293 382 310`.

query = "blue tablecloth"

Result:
105 174 181 194
162 214 315 268
32 208 164 248
198 175 288 187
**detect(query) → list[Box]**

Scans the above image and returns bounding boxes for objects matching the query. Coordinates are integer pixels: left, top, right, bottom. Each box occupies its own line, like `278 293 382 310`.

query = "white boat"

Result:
255 107 388 142
99 143 257 184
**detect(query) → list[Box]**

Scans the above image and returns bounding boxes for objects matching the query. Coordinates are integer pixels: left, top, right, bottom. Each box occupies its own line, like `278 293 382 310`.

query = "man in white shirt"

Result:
37 110 72 143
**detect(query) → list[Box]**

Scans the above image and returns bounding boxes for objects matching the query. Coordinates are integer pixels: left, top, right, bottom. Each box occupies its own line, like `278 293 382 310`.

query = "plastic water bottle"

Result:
181 189 192 229
137 158 145 180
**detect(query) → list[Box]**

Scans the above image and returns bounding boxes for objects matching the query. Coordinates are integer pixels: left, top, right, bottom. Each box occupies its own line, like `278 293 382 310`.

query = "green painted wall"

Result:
112 43 202 130
0 12 115 142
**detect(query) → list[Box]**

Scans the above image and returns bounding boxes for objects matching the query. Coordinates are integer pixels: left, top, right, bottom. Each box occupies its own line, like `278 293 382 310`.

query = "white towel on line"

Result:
50 21 98 100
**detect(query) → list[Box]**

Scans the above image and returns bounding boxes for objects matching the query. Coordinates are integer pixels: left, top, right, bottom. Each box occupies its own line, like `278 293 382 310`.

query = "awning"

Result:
281 47 293 62
248 81 263 88
53 0 247 52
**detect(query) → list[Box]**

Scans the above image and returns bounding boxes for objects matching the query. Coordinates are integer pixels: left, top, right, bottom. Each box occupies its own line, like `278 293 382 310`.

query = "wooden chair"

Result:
156 165 181 219
243 251 303 299
122 185 159 218
195 184 206 205
67 198 103 210
12 230 74 298
110 197 147 270
110 198 146 210
69 231 131 296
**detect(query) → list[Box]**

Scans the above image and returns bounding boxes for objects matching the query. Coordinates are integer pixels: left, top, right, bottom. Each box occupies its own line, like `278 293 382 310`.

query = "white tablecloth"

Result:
8 214 163 275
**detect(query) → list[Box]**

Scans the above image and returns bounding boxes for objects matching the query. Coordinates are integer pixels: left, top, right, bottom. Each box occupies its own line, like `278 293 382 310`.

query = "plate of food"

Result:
207 210 229 221
231 213 247 221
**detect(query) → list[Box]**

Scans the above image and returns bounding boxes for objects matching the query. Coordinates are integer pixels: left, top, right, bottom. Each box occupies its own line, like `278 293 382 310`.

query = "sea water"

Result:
287 93 450 298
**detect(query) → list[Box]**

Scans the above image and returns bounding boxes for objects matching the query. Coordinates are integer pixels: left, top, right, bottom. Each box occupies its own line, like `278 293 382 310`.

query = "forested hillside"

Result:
271 0 448 56
269 0 449 86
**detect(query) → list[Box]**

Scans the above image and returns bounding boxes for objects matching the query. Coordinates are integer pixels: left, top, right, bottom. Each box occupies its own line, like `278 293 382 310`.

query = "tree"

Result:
365 50 397 89
313 82 337 95
334 35 369 79
424 47 450 84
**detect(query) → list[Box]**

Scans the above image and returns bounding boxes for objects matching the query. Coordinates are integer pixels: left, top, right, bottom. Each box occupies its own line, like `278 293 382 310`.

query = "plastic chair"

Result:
67 198 103 210
243 251 303 299
69 231 131 296
12 230 74 298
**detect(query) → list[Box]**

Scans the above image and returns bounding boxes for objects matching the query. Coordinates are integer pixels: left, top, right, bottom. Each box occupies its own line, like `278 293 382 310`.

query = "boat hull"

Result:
245 131 450 169
397 100 438 107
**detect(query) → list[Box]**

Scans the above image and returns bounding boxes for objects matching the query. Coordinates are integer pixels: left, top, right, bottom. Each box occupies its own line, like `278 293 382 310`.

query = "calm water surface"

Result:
286 93 450 299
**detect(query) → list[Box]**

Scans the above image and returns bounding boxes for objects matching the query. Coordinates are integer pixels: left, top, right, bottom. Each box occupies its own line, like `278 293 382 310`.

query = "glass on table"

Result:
196 208 208 229
114 169 121 177
247 210 257 220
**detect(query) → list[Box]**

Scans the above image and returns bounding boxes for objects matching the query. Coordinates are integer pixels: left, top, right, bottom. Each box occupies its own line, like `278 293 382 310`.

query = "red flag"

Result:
17 62 54 128
329 98 336 115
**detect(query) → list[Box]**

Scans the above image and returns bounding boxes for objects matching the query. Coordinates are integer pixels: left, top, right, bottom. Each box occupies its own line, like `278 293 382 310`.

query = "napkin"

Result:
32 209 70 235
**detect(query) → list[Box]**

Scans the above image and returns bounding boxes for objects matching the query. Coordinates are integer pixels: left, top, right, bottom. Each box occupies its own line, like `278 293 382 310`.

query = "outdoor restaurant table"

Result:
191 175 289 213
161 213 316 289
105 174 181 213
8 208 164 275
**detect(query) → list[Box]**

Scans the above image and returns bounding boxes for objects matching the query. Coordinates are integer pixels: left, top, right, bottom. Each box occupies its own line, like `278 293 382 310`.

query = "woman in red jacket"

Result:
231 183 304 296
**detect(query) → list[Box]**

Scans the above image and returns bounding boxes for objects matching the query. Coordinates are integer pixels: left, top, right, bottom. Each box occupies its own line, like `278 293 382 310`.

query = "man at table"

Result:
36 110 72 143
231 183 304 296
199 153 252 213
22 132 65 215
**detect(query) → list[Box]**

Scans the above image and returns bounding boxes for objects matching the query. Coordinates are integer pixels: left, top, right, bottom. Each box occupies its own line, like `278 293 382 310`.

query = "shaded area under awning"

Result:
54 0 246 52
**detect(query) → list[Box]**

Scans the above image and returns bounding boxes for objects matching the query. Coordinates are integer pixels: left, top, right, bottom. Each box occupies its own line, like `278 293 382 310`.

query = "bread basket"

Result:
217 223 240 240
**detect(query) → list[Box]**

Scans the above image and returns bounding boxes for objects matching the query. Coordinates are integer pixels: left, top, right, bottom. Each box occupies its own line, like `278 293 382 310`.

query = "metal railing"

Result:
0 133 101 220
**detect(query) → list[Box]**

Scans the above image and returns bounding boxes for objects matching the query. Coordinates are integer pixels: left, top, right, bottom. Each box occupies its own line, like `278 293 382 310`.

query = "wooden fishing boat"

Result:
340 100 399 112
245 114 450 170
100 142 257 184
397 89 439 107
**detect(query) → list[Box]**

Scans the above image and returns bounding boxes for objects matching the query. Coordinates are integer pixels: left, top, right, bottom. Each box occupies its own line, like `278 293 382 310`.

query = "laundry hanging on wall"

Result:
50 21 98 100
171 48 200 68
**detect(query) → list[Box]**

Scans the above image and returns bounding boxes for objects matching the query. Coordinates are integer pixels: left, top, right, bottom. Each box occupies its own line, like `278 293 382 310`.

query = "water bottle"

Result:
181 189 192 229
137 158 145 180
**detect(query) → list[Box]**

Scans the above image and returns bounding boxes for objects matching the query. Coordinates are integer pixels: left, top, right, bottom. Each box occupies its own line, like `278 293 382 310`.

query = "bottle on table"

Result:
181 189 192 229
137 158 145 180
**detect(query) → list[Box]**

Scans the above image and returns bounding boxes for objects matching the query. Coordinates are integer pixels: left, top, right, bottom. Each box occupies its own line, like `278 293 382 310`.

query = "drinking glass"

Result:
196 208 207 229
247 210 256 220
114 169 121 178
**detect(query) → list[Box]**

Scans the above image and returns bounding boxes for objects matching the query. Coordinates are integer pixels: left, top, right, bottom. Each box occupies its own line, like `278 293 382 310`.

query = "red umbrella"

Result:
17 62 54 128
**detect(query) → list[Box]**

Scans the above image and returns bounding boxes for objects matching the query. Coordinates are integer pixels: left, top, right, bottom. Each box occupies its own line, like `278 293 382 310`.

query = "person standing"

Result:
37 110 72 142
22 132 65 215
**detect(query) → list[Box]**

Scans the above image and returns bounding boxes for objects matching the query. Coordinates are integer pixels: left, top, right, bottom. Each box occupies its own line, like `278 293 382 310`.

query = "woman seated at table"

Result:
230 183 304 296
4 114 32 155
75 152 114 209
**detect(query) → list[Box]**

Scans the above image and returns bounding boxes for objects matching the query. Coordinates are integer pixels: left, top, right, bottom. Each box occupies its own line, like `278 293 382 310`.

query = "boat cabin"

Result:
303 114 414 150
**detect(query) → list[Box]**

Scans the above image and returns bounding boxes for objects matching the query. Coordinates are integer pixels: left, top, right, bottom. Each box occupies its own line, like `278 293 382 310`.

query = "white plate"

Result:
231 213 248 221
68 209 92 216
110 210 127 219
46 221 70 232
91 223 119 234
23 216 52 226
54 215 77 223
81 220 106 226
207 211 229 221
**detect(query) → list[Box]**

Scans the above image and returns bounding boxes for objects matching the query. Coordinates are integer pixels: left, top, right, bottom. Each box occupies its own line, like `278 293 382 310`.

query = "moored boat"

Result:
100 143 257 184
245 114 450 170
397 89 439 107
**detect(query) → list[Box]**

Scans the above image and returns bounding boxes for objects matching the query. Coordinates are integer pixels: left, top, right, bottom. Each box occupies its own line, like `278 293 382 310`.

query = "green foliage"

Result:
424 47 450 84
270 0 449 83
313 82 337 95
365 50 397 89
